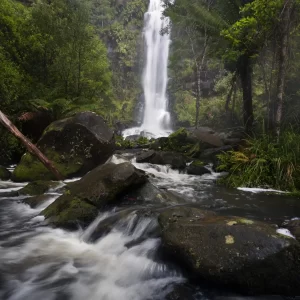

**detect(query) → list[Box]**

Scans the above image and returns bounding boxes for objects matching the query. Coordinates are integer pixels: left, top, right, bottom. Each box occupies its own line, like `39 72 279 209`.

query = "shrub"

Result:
217 132 300 191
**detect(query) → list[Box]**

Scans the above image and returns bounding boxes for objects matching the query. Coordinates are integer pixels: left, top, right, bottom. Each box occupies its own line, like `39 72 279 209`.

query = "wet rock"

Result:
186 161 211 176
135 150 156 163
121 182 186 206
223 138 242 146
136 150 186 169
12 112 115 182
189 127 224 149
214 296 286 300
23 194 54 208
165 284 196 300
125 134 140 141
200 146 233 161
200 145 233 171
18 181 60 196
43 162 147 229
158 206 300 296
149 137 169 151
282 219 300 241
0 166 11 181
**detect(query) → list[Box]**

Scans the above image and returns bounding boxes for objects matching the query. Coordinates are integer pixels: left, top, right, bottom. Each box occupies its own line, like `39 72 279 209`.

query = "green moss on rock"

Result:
12 112 115 182
43 162 147 229
158 206 300 295
13 151 83 182
19 180 60 196
43 194 99 229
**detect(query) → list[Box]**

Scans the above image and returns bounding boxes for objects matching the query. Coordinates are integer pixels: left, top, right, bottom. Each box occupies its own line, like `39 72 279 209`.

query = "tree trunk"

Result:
267 43 277 133
195 65 201 128
225 73 237 112
0 110 64 181
275 0 293 138
238 54 254 133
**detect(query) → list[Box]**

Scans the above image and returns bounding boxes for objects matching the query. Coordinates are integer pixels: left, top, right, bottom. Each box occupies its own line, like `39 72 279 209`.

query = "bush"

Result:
217 132 300 191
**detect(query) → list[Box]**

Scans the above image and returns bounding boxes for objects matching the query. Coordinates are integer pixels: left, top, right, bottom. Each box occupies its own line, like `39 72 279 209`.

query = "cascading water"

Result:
123 0 172 138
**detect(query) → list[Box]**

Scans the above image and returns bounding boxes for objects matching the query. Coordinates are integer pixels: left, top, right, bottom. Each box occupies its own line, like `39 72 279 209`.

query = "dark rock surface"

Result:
136 150 186 169
186 161 211 176
13 112 115 182
0 166 11 181
43 162 147 229
158 206 300 296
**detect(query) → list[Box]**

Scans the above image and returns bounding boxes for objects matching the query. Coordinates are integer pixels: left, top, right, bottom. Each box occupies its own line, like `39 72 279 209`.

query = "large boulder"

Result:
0 166 11 181
150 128 224 159
189 127 224 149
12 112 115 182
43 162 147 229
158 206 300 295
136 150 186 169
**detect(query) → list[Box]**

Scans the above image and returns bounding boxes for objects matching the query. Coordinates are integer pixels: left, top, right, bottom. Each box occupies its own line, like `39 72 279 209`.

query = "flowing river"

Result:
1 155 299 300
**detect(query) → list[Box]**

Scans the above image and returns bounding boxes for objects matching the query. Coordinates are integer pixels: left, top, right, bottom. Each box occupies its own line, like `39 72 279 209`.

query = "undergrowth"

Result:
217 132 300 192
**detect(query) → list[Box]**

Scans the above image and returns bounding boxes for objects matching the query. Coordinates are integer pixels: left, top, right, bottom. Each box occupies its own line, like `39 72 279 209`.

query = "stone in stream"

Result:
43 162 147 229
136 150 186 169
23 194 54 208
18 180 61 196
158 206 300 296
12 111 115 182
186 160 211 176
282 219 300 241
0 166 11 181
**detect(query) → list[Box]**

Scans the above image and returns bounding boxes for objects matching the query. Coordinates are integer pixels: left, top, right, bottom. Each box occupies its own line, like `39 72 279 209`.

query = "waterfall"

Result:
123 0 172 138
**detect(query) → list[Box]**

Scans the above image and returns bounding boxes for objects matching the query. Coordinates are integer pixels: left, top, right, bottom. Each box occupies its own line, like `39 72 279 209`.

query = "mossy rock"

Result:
43 162 147 229
186 160 211 176
12 112 115 182
150 128 200 157
136 150 187 169
158 206 300 295
19 180 60 196
0 166 11 181
23 194 55 208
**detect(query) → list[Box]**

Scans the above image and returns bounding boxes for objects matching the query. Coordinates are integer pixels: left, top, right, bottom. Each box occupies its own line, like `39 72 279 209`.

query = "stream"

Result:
0 155 300 300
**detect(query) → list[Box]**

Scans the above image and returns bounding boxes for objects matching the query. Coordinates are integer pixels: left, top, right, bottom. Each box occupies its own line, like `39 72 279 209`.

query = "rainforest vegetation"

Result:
1 0 300 192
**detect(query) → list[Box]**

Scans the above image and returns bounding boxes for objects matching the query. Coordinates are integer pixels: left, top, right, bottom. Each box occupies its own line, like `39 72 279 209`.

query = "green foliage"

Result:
221 0 285 59
91 0 147 123
115 135 150 149
217 132 300 191
0 0 113 120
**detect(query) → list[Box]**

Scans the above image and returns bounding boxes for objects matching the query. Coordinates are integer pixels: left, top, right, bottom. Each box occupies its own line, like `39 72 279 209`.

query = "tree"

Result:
165 0 256 132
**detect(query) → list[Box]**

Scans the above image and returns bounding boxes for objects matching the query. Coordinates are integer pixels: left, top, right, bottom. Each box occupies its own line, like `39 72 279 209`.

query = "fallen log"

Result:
0 110 64 181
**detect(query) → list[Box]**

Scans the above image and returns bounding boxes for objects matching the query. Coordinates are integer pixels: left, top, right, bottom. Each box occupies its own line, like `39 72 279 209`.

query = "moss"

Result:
0 166 11 180
115 135 134 149
13 149 84 182
19 180 60 196
191 160 204 167
238 218 254 225
168 128 189 151
136 136 149 146
43 194 98 228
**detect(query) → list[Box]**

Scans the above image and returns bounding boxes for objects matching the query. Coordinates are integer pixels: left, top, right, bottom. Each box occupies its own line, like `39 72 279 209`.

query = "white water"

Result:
0 181 184 300
123 0 172 138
